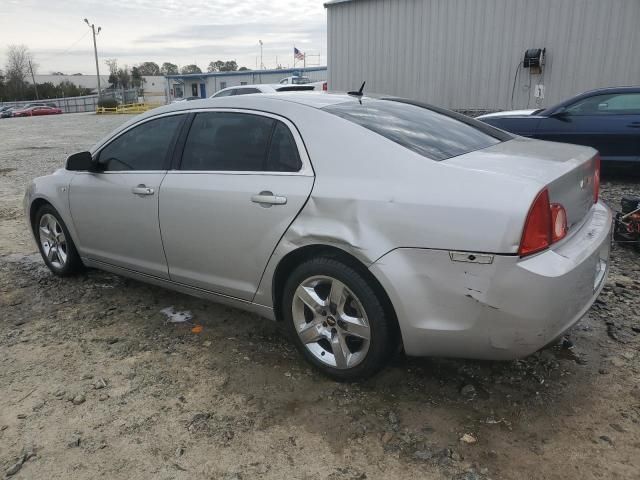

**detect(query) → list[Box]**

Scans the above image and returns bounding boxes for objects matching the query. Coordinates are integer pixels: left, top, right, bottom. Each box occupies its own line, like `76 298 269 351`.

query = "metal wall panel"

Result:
327 0 640 110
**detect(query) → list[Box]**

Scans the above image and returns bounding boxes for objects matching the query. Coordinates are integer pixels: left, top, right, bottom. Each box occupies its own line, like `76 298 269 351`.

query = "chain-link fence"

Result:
1 95 99 113
0 89 141 113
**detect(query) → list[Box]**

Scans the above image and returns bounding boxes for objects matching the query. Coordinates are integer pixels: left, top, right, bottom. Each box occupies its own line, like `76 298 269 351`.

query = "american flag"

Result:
294 47 305 61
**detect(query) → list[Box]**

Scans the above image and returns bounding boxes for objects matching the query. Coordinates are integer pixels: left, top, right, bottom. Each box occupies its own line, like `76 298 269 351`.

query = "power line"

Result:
37 30 91 62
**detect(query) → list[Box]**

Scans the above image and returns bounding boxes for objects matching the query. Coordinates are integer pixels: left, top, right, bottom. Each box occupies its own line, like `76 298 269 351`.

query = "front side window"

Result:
323 99 506 161
291 77 311 84
181 112 301 172
98 115 183 171
566 93 640 115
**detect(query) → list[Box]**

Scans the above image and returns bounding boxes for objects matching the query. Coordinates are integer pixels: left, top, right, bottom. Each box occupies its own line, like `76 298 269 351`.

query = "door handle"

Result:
251 191 287 207
131 184 155 196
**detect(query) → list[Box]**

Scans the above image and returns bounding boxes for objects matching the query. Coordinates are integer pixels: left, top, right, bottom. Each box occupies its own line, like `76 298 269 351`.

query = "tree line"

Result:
1 43 253 101
134 60 250 76
101 59 251 89
1 44 94 101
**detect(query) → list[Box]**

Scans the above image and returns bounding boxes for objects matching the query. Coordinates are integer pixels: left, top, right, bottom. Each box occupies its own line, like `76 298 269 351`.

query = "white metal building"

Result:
325 0 640 111
166 67 328 101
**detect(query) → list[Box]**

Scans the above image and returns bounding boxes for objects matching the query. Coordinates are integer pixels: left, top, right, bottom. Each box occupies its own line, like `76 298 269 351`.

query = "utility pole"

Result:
259 40 264 70
84 18 102 102
28 59 39 99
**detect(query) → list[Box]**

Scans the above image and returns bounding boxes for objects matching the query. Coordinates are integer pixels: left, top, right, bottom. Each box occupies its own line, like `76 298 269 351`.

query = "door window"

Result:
98 115 183 171
213 89 234 97
566 93 640 115
266 122 302 171
180 112 301 172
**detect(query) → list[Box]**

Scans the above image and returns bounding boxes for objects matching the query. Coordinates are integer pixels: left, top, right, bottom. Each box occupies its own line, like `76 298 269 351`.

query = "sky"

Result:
0 0 328 75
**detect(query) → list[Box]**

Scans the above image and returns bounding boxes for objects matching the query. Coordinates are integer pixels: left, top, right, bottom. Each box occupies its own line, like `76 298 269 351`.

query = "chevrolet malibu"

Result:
25 92 611 380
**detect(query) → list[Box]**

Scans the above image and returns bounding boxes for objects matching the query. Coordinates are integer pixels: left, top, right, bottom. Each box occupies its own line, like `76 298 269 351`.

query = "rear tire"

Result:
282 256 395 381
34 204 83 276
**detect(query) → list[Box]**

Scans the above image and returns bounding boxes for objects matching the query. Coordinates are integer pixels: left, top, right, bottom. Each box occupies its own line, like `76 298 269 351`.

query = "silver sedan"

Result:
24 92 611 380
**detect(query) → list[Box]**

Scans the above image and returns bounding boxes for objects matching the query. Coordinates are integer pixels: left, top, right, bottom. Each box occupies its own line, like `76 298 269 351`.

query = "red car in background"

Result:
11 105 63 117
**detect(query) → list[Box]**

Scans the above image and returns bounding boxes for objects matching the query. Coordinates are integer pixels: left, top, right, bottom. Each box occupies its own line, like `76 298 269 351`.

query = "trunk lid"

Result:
446 136 598 231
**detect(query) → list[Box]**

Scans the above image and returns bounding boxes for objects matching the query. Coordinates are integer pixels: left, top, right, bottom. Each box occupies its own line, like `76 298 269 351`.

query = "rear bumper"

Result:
370 202 612 360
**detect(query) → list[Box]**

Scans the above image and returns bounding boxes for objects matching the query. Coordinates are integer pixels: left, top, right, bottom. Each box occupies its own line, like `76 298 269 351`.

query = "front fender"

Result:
24 169 80 248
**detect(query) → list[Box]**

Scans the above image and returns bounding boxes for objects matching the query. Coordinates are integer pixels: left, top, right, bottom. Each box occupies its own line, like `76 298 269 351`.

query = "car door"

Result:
159 110 314 301
69 113 185 278
483 116 542 137
540 92 640 162
534 112 578 144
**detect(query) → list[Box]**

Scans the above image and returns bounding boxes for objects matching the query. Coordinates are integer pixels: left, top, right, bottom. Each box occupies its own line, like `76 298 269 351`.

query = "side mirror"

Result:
66 151 95 171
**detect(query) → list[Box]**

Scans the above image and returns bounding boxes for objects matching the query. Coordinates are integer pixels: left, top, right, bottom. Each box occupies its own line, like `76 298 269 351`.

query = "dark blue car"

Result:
477 87 640 164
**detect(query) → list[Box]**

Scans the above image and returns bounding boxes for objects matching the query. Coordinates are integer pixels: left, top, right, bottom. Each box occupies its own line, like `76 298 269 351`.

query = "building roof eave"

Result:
324 0 355 7
166 66 327 81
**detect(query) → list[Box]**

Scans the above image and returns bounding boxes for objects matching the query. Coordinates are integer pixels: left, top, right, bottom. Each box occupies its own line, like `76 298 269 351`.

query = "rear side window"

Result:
180 112 301 172
213 89 234 98
267 123 302 171
323 99 507 161
98 115 183 171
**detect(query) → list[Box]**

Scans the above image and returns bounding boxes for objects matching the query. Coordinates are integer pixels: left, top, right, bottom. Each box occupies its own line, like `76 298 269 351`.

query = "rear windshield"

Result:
323 98 510 161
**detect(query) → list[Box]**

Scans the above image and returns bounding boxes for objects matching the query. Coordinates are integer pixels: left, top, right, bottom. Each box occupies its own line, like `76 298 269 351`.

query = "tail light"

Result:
550 204 568 242
519 189 568 257
322 82 328 91
593 153 601 203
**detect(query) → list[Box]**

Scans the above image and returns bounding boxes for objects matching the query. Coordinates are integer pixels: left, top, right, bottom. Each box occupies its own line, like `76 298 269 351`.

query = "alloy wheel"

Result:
39 213 68 269
292 275 371 369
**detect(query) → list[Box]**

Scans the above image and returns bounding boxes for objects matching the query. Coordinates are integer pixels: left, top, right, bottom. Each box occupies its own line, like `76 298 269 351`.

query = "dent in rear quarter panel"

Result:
252 106 541 309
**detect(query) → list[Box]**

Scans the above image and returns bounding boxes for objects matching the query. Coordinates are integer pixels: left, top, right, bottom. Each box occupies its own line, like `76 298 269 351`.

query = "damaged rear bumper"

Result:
369 202 612 360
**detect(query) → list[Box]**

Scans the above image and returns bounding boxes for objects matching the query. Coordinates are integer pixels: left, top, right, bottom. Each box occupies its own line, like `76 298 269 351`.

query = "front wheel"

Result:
34 204 83 276
282 257 395 381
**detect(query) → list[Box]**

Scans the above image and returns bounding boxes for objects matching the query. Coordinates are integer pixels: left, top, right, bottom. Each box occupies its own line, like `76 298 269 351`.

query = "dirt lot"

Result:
1 113 639 480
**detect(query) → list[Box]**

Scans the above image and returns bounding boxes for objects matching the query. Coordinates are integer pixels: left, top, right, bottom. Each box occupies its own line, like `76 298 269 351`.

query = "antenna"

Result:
348 81 366 97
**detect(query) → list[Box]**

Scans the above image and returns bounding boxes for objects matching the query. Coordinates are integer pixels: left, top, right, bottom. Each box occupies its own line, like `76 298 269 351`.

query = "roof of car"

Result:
213 84 317 95
213 84 277 94
91 92 361 153
581 86 640 94
159 92 356 115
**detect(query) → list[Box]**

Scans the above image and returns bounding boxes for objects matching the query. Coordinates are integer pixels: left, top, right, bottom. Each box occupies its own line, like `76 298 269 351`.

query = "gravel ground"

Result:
0 113 639 480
